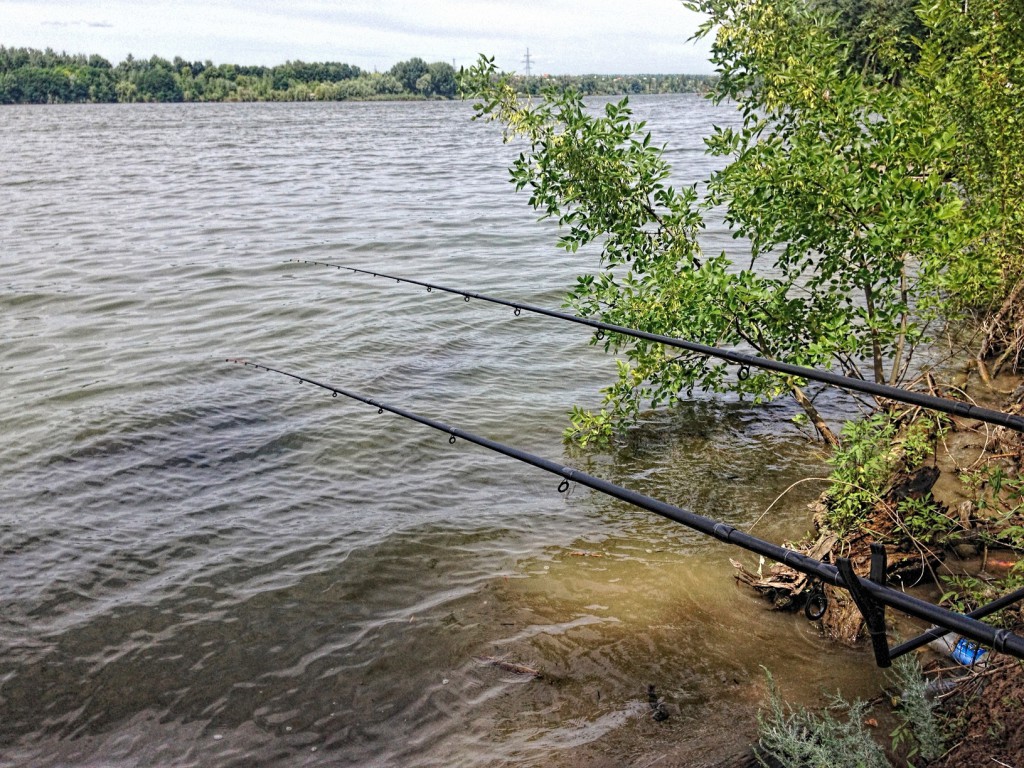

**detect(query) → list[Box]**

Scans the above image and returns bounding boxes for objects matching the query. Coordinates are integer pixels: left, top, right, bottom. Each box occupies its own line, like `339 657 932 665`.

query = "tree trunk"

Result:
791 384 840 447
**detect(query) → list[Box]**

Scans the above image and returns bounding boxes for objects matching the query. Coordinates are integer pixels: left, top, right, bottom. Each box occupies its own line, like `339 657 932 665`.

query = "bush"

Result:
888 654 944 764
755 669 890 768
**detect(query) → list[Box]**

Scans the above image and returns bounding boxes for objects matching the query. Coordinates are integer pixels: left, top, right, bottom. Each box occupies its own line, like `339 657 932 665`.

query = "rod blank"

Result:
227 358 1024 665
291 258 1024 434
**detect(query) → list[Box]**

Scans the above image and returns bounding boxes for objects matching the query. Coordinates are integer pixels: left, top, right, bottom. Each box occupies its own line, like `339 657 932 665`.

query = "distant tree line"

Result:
514 73 717 96
0 46 714 104
0 48 456 103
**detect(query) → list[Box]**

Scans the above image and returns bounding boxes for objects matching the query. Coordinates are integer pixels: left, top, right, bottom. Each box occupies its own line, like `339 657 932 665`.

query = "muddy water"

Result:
0 97 884 767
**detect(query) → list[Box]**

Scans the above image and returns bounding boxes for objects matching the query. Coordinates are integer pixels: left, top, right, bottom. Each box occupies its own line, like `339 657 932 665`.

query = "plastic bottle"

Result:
926 630 987 667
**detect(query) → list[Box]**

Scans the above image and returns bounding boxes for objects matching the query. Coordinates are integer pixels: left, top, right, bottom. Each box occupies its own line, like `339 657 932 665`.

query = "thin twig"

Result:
747 477 834 532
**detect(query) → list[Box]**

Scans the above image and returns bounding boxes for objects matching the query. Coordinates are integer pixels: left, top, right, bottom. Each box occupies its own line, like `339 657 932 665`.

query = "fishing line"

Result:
227 357 1024 666
289 258 1024 434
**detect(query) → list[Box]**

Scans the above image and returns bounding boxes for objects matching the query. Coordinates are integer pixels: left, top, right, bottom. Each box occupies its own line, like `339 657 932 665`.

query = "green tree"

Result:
427 61 456 97
821 0 928 78
3 67 82 102
915 0 1024 353
692 0 964 386
0 73 16 103
135 65 182 101
114 78 138 102
462 0 982 446
390 57 429 93
371 73 404 95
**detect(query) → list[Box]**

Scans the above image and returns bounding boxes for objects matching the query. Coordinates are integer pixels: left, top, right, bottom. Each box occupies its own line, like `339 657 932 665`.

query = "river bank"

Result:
918 367 1024 767
724 351 1024 766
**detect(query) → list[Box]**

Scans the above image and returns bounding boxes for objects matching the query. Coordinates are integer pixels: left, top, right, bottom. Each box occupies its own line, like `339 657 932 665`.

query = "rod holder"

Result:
838 543 892 667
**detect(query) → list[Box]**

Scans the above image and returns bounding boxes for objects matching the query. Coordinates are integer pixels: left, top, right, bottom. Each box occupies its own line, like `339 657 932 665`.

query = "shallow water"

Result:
1 97 884 766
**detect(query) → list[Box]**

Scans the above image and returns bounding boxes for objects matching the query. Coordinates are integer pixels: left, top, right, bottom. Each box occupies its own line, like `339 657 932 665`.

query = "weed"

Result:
888 655 944 765
901 416 947 470
755 669 890 768
826 414 898 535
896 494 957 545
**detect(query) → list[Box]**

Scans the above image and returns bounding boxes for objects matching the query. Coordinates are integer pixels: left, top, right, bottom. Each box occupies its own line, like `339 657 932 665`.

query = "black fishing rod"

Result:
290 259 1024 434
227 358 1024 666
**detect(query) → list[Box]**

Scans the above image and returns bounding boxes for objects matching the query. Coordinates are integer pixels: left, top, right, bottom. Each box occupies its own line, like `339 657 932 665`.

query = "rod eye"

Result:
514 307 521 317
449 434 456 444
738 365 751 381
805 586 828 621
558 479 569 493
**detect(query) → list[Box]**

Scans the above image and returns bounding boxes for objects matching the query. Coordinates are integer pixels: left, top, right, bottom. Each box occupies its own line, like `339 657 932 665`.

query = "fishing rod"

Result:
290 259 1024 434
227 358 1024 667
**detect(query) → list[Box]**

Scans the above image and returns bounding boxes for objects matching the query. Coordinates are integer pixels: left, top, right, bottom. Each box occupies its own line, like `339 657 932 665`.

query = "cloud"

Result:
39 19 112 30
0 0 712 74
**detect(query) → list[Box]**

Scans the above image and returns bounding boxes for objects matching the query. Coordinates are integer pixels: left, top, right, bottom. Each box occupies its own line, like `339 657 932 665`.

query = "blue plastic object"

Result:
951 637 987 666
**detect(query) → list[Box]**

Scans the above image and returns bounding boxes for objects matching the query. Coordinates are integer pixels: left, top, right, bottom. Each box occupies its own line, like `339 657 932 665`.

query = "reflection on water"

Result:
2 98 881 767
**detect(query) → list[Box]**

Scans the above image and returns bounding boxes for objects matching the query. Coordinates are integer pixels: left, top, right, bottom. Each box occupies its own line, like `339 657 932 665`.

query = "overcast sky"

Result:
1 0 714 74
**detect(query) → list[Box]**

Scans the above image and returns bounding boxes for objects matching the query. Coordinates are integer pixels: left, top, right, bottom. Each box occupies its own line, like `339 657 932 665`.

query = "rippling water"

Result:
1 97 884 767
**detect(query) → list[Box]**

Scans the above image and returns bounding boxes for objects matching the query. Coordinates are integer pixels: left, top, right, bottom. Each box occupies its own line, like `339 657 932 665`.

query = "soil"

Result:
929 658 1024 768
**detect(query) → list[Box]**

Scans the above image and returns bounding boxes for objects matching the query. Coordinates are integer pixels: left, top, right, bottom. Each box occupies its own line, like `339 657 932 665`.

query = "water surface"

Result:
0 98 883 767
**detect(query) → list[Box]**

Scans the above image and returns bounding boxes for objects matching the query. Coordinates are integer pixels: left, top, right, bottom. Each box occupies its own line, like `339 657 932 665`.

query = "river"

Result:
0 96 885 767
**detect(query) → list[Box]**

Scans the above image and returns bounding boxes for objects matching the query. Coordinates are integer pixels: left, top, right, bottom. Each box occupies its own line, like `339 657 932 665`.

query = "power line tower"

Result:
522 47 533 78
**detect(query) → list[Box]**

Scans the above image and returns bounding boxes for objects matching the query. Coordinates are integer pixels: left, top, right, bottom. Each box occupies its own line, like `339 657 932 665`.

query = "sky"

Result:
0 0 714 74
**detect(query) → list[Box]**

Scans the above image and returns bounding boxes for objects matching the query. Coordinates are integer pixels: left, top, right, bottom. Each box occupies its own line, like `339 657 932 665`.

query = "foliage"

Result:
507 72 717 97
888 654 944 764
390 57 429 93
427 61 457 97
896 494 956 545
0 46 465 103
691 0 966 388
940 573 1024 638
899 416 945 470
825 414 897 534
464 56 753 445
0 46 116 104
0 45 717 106
940 573 994 615
0 46 714 105
957 461 1024 590
464 51 861 445
824 412 955 539
914 0 1024 313
755 669 890 768
940 457 1024 620
819 0 929 78
966 462 1024 518
462 0 979 446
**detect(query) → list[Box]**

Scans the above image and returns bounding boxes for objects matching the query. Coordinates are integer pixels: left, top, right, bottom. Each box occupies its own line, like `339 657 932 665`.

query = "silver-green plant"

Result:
888 654 944 764
755 669 891 768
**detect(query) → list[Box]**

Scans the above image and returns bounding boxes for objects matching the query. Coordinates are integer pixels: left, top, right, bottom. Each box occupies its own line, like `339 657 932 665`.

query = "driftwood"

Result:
474 655 542 678
733 465 946 644
731 531 838 610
